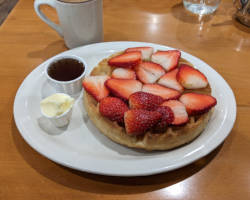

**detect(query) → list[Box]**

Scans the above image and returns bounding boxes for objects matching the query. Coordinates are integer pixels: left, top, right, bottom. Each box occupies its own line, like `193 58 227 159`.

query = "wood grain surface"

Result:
0 0 250 199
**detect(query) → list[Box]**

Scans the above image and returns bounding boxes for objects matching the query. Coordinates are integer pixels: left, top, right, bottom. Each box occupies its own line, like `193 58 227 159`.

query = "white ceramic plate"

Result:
13 41 236 176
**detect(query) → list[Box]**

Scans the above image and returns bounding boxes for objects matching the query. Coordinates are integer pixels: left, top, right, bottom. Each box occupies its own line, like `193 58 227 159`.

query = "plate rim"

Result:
13 41 237 176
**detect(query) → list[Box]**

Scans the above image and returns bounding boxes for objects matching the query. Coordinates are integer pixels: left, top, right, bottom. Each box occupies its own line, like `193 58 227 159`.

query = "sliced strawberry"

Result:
161 100 189 125
142 84 181 100
124 109 162 135
135 61 165 84
111 68 136 80
82 75 110 102
153 106 174 132
108 51 141 68
158 68 184 92
99 97 129 124
151 50 181 71
105 79 142 100
177 64 208 89
129 91 164 111
135 65 155 83
179 93 217 115
125 46 153 60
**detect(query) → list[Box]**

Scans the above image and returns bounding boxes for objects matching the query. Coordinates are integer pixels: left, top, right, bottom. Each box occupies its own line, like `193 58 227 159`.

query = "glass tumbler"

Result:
183 0 221 15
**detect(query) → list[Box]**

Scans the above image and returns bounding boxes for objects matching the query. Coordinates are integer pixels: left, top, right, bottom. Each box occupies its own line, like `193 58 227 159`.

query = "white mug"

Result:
34 0 103 49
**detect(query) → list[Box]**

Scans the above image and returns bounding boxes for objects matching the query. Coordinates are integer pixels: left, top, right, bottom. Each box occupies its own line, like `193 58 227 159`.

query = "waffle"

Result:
83 52 213 151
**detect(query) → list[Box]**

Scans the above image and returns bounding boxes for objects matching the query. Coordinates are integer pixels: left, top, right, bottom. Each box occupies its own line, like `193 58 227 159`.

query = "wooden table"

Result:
1 0 249 199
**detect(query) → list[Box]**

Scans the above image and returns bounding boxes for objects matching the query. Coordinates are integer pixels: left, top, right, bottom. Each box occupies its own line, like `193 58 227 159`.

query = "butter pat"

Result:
40 93 74 117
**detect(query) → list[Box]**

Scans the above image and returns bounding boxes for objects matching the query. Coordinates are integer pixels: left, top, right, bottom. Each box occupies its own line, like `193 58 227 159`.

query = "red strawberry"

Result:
105 79 142 100
82 75 110 102
125 46 153 60
124 109 162 135
142 84 181 100
129 91 164 111
153 106 174 132
135 61 165 84
161 100 189 125
177 64 208 89
99 97 129 124
135 65 155 84
111 68 136 80
108 51 141 68
151 50 181 71
179 93 217 115
158 68 184 92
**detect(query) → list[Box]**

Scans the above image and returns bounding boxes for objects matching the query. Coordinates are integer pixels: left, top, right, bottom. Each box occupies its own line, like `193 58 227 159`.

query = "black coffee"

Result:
48 58 84 81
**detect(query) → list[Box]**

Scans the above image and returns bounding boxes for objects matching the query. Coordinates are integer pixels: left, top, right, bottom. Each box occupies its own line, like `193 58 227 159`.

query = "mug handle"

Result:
34 0 63 37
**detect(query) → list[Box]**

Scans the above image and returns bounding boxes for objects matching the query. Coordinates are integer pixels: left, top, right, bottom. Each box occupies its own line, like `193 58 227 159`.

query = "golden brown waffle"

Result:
83 52 213 151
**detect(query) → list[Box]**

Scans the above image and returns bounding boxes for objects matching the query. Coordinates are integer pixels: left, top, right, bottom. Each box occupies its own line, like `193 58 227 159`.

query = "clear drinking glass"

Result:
183 0 221 15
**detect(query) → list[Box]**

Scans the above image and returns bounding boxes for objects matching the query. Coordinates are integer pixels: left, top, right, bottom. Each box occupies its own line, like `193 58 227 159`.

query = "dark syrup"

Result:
48 58 84 81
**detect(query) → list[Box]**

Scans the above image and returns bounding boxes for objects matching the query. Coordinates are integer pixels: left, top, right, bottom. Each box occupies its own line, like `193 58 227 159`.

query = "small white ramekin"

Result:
40 93 74 127
45 55 87 96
